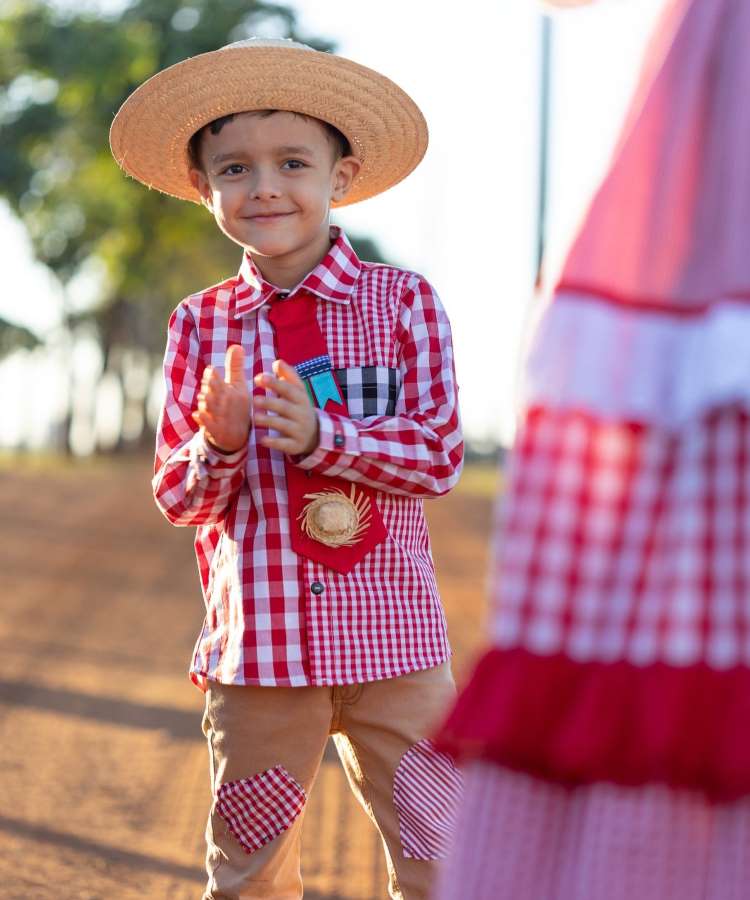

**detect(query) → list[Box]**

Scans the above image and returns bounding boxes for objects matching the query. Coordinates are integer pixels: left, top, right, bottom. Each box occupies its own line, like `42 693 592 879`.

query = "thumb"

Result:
225 344 247 388
273 358 304 388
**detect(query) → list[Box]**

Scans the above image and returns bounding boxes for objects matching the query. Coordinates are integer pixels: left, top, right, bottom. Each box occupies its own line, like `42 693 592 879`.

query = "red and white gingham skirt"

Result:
434 762 750 900
435 404 750 799
435 0 750 894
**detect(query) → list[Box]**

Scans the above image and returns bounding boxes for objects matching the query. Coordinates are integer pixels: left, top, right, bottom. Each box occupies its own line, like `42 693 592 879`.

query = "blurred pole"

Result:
535 13 553 290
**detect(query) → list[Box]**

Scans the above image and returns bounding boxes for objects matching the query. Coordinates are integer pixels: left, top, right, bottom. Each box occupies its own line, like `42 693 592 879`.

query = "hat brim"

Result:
109 44 428 207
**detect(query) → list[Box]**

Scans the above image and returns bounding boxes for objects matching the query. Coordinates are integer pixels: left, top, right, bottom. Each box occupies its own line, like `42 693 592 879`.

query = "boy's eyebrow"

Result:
210 151 246 165
210 145 316 165
276 145 315 156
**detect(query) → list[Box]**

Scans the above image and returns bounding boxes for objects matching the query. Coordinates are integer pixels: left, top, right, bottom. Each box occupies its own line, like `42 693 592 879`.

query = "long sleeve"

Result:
152 302 247 526
296 275 463 497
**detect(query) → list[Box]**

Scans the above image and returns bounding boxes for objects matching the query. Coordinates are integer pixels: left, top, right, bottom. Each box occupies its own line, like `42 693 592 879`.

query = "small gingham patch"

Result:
216 765 306 854
393 738 463 859
335 366 399 418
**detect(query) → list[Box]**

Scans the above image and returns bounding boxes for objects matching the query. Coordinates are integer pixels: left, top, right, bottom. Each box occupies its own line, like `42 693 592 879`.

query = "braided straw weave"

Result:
109 39 428 207
298 484 373 548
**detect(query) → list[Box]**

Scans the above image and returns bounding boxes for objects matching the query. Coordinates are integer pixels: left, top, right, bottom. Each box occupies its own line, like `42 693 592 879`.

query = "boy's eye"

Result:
282 159 307 170
221 164 246 176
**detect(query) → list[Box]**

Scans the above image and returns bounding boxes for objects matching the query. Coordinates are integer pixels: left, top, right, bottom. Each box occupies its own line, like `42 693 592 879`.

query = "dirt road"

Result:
0 457 494 899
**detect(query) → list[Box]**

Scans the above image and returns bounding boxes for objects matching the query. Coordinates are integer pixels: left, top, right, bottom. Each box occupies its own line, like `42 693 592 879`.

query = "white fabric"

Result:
525 293 750 428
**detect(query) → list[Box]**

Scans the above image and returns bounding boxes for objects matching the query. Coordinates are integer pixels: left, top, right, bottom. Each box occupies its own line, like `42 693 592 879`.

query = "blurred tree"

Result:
0 0 389 452
0 316 40 359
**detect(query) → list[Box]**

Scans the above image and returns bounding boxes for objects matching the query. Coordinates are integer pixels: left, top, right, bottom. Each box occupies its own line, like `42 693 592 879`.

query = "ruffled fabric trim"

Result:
434 647 750 801
524 290 750 429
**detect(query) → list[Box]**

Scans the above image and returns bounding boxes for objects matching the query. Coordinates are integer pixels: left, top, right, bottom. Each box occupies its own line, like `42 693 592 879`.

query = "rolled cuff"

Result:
188 431 247 487
295 409 360 475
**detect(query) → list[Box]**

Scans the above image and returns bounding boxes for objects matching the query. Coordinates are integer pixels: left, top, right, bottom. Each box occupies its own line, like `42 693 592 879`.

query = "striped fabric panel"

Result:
393 738 463 859
295 354 331 380
216 765 306 854
435 762 750 900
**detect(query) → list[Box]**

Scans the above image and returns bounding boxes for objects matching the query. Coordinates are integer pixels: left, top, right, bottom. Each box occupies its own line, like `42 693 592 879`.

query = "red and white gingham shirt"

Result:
153 228 463 689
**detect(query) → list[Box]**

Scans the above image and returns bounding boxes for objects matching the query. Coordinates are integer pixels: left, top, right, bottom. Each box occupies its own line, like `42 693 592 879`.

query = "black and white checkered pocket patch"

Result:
334 366 399 419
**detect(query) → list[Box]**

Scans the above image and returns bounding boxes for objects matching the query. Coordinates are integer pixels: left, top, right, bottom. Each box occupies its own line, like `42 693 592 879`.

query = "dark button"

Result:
334 434 345 448
310 581 325 595
277 291 289 300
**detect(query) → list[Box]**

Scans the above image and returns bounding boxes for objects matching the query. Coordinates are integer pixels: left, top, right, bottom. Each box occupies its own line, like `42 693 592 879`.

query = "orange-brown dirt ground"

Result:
0 457 496 899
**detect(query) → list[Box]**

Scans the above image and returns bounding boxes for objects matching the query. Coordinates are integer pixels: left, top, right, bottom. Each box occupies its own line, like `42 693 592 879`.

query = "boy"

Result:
111 38 463 900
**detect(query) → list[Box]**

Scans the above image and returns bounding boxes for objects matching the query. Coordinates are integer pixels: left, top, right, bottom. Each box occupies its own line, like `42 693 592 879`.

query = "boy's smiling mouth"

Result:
244 211 295 223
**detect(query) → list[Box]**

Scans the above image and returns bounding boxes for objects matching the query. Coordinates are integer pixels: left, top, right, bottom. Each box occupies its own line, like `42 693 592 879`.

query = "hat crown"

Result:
219 37 314 52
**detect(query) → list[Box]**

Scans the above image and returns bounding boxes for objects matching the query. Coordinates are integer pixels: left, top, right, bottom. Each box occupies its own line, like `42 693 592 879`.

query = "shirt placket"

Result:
253 301 312 685
304 558 335 684
261 294 341 686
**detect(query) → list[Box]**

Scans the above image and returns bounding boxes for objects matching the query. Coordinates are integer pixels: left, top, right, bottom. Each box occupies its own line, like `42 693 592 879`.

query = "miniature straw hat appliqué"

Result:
109 38 428 207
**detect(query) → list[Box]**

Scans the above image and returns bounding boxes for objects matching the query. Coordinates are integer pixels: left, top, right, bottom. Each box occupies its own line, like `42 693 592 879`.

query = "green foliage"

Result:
0 0 334 353
347 234 392 267
0 315 41 358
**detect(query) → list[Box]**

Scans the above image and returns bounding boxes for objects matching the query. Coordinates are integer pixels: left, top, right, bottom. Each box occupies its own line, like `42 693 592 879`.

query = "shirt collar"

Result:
232 226 362 318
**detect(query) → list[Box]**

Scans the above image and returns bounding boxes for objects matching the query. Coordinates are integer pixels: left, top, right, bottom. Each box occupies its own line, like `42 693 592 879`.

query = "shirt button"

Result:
334 434 345 448
310 581 325 595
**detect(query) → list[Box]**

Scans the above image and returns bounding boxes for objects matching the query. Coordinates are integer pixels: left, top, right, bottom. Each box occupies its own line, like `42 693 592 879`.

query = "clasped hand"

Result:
192 345 319 456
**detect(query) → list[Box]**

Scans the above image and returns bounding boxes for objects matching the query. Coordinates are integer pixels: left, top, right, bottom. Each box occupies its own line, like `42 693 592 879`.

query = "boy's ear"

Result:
331 156 361 204
189 167 215 212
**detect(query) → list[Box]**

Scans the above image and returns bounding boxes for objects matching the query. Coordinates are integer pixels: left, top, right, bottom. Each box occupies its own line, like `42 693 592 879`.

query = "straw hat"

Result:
109 38 428 207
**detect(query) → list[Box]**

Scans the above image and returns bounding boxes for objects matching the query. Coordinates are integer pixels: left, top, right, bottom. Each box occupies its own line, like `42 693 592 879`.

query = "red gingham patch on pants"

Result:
393 738 463 859
216 765 306 854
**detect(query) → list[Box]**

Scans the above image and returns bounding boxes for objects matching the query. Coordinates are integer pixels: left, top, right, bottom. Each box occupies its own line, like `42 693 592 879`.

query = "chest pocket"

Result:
334 366 399 419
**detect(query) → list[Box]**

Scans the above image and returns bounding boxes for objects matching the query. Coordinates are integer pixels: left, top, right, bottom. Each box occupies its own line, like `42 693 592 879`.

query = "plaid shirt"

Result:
153 229 463 689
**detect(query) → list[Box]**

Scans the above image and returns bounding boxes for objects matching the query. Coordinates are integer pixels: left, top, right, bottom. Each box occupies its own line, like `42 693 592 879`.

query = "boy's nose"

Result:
249 168 282 200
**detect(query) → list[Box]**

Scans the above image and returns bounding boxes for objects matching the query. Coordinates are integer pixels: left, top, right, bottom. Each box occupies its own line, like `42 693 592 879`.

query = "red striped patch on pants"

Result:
393 738 463 859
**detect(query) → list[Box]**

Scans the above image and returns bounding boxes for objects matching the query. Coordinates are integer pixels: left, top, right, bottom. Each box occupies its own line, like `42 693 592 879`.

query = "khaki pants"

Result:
202 661 459 900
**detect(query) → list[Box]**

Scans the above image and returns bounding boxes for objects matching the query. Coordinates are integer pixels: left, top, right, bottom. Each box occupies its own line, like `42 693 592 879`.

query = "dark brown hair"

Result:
188 110 352 170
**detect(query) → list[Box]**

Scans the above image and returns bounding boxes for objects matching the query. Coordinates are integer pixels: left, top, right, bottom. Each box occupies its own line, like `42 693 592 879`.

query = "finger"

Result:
201 366 215 388
201 372 227 399
273 358 305 389
225 344 247 387
192 409 217 431
253 412 301 437
259 434 306 454
196 390 217 416
255 373 307 404
196 387 215 404
201 373 223 400
202 399 219 420
193 400 219 422
253 394 298 418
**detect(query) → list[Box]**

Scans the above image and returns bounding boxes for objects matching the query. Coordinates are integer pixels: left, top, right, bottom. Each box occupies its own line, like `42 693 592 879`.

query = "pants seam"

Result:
345 734 404 898
330 685 344 733
205 721 226 897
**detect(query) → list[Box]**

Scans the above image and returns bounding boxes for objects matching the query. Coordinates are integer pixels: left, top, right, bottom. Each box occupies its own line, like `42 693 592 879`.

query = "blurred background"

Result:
0 1 663 898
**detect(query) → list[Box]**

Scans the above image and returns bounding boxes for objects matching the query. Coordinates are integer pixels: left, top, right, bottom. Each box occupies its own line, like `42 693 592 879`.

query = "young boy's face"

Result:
189 111 360 284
